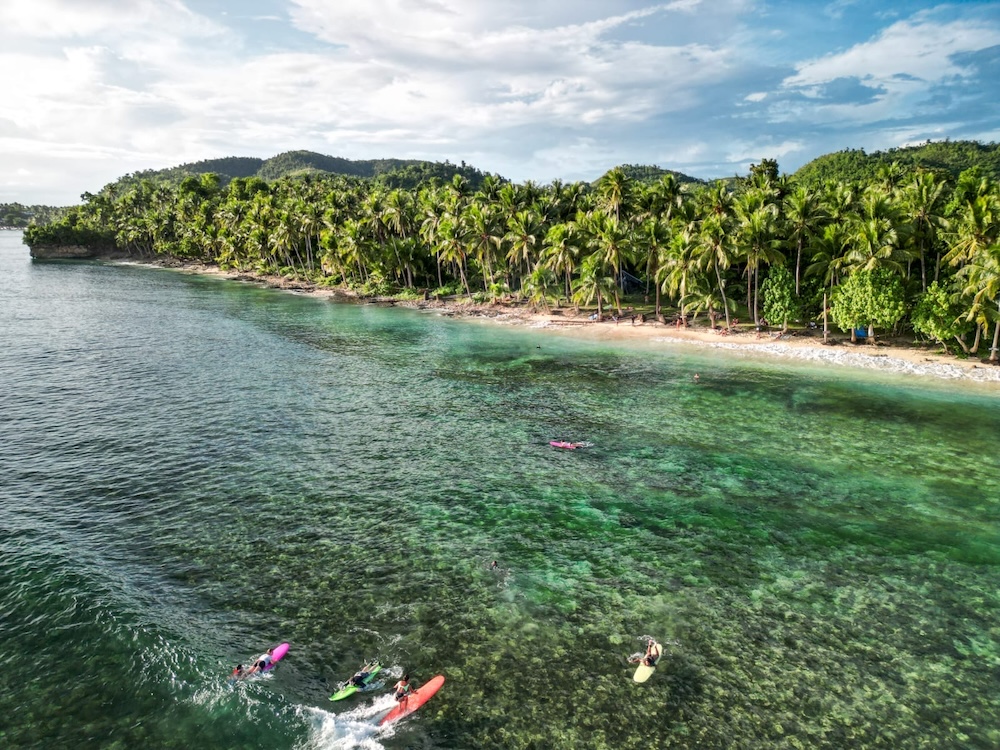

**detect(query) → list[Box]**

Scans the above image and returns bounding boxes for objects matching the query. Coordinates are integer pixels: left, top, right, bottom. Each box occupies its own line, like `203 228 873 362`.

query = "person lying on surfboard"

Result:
244 647 274 676
628 638 662 666
641 638 662 666
347 661 379 687
393 674 413 701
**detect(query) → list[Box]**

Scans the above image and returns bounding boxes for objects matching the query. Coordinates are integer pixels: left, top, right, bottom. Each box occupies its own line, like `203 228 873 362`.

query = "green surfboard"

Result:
330 661 382 701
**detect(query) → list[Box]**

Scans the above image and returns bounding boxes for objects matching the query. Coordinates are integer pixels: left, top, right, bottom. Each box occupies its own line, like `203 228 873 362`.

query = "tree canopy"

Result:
21 140 1000 362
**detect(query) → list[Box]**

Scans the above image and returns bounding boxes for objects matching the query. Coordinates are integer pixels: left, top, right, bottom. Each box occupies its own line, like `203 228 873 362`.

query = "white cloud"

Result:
0 0 222 40
270 0 740 137
784 18 1000 90
775 16 1000 128
1 1 998 203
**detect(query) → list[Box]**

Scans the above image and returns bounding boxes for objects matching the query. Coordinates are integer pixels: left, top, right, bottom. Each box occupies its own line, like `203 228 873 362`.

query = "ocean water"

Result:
1 230 998 750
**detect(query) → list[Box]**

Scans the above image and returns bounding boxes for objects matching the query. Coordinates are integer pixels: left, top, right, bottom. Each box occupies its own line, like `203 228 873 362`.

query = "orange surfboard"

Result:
379 675 445 726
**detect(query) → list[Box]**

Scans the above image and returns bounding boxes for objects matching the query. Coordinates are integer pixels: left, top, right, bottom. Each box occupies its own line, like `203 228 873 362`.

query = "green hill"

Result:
597 164 706 187
793 140 1000 186
117 150 496 190
1 202 69 227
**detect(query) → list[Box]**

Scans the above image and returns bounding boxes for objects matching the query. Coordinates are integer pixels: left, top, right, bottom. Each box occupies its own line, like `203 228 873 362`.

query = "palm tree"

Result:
659 225 700 324
380 189 417 287
648 173 682 221
417 186 446 288
522 265 559 312
505 209 543 291
783 184 826 296
807 222 851 297
901 171 948 290
437 217 472 297
943 192 999 267
572 253 616 319
640 218 671 315
874 161 908 195
344 217 374 283
695 185 736 329
596 167 633 225
541 221 582 304
845 191 906 275
955 245 1000 361
734 196 783 325
682 277 726 330
463 202 504 291
584 212 633 315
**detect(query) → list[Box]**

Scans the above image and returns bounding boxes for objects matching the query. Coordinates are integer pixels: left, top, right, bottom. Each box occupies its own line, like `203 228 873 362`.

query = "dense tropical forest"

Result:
111 150 495 192
23 141 1000 361
794 140 1000 188
1 202 66 228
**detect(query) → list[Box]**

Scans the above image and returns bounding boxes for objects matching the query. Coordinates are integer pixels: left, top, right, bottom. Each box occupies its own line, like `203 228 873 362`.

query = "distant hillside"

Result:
793 140 1000 186
598 164 706 187
142 156 264 182
1 202 68 227
118 150 496 191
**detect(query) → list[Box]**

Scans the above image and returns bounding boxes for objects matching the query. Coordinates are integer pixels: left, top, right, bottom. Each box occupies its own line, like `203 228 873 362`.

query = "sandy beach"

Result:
149 260 1000 388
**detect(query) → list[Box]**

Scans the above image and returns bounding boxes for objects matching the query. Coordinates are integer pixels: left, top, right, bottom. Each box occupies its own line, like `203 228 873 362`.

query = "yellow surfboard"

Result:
632 641 662 683
632 662 657 683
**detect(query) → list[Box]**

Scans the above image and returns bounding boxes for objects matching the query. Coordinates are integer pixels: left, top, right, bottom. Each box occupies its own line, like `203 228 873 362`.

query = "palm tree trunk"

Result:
991 298 1000 362
746 268 752 316
919 239 927 292
460 262 472 298
715 259 731 329
753 266 760 326
822 292 829 343
795 239 802 297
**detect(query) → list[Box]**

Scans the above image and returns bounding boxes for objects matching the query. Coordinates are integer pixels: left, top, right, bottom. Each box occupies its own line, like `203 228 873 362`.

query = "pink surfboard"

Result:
550 441 577 449
379 674 445 726
261 642 289 672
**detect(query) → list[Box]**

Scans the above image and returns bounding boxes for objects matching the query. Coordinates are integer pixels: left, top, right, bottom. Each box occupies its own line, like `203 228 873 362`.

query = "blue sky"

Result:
2 0 999 205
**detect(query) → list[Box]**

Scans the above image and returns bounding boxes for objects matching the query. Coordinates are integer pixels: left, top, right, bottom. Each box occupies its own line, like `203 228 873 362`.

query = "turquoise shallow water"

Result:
2 231 999 749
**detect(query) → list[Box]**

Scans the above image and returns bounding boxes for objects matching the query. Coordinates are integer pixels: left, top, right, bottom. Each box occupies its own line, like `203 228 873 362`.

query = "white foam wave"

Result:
653 336 1000 383
297 694 400 750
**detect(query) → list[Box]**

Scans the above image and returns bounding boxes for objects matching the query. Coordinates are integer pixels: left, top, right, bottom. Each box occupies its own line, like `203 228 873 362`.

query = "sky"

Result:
2 1 999 206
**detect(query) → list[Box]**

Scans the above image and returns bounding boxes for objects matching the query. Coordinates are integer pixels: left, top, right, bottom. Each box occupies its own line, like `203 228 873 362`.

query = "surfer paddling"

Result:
642 638 662 666
628 638 662 666
549 440 589 450
348 661 378 688
629 638 662 666
244 647 275 676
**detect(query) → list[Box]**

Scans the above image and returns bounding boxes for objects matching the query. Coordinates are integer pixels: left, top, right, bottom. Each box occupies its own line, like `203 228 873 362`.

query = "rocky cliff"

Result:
29 244 102 260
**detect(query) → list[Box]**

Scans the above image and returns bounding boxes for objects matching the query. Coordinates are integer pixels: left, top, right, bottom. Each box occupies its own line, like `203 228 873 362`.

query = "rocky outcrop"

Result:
29 244 102 260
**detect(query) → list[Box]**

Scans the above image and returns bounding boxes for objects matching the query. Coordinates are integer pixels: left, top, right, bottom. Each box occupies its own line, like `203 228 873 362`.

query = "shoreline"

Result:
132 258 1000 387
